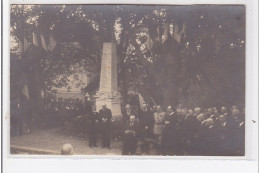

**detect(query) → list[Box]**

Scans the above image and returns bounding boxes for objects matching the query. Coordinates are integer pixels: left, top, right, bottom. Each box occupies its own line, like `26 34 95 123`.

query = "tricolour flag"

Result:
47 35 57 52
22 83 30 100
32 32 39 46
40 34 48 51
23 37 29 51
162 22 169 44
173 23 187 44
146 33 154 51
138 93 145 108
17 40 23 54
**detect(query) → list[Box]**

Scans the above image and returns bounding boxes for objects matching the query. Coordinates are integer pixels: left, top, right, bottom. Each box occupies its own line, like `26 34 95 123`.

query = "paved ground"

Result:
10 128 122 155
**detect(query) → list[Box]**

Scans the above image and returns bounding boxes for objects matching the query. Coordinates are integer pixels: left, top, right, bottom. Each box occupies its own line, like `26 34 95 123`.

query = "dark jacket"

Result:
88 111 100 131
122 109 137 122
123 120 140 144
99 108 112 131
139 109 154 139
139 110 154 129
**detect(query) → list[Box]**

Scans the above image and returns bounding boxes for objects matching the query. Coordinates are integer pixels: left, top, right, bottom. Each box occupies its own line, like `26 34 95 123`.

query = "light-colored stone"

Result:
95 42 122 118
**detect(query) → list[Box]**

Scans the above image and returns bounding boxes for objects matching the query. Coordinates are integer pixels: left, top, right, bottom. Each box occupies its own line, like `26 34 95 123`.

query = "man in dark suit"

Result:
214 114 228 155
88 105 100 148
198 117 216 155
139 103 154 154
122 115 140 155
161 106 180 155
99 104 112 149
182 109 199 155
122 104 137 122
226 108 245 156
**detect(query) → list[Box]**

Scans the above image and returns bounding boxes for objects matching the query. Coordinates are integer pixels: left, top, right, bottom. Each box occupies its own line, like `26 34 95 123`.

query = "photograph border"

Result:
2 0 259 172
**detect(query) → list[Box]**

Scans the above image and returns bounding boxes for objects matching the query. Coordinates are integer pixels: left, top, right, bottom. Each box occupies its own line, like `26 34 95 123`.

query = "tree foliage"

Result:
10 5 245 109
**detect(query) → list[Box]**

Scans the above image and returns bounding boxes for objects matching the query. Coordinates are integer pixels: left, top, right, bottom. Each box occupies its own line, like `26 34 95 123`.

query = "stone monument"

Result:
95 42 122 118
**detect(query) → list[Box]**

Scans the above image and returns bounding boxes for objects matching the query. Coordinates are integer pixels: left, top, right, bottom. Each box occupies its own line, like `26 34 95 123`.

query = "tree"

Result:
10 5 245 112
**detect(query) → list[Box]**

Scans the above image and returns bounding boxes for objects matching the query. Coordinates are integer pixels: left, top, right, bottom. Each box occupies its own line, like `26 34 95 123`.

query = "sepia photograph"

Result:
9 4 246 156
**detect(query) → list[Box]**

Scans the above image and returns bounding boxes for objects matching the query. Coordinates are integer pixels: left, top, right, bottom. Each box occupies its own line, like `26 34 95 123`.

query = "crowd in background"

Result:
10 95 245 156
117 103 245 156
10 96 91 136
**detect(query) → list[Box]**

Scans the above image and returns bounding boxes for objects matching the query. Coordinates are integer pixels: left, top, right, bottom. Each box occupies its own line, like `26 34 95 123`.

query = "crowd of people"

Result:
85 103 245 156
11 94 245 156
10 96 92 136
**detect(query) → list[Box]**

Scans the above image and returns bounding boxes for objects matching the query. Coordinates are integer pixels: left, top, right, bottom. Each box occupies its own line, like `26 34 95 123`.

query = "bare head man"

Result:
142 103 148 110
231 108 240 117
221 106 227 114
197 113 205 122
129 115 136 124
61 143 73 155
157 105 162 112
204 118 214 127
218 114 226 123
207 108 213 115
194 107 201 114
167 106 173 115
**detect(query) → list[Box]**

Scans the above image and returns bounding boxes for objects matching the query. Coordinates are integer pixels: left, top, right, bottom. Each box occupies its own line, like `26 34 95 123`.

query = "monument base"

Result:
95 91 122 119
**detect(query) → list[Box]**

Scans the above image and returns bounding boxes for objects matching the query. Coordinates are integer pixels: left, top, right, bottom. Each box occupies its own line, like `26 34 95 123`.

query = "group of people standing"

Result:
86 103 245 156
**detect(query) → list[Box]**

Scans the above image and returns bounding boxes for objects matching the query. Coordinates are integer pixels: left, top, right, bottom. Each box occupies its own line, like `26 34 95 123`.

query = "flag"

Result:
17 40 23 59
47 35 57 52
138 93 145 108
23 37 29 51
162 22 169 44
173 23 186 44
32 32 38 46
155 26 160 42
17 40 23 54
22 83 30 100
146 33 154 51
40 34 48 51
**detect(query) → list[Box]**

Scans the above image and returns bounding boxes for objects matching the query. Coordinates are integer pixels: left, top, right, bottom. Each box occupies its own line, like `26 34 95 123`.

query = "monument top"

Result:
99 42 118 93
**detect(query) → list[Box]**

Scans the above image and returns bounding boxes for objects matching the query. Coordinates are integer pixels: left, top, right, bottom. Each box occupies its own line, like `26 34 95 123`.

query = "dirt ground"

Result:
10 128 122 155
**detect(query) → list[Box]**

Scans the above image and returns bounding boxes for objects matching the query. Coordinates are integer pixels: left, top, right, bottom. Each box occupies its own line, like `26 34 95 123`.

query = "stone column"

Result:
95 42 122 118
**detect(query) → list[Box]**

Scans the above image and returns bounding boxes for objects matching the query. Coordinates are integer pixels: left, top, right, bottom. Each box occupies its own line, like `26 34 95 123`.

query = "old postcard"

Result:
8 4 250 157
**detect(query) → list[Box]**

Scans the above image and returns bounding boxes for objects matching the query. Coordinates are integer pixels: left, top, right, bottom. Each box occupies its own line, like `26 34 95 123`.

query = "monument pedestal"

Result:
95 91 122 118
95 42 122 118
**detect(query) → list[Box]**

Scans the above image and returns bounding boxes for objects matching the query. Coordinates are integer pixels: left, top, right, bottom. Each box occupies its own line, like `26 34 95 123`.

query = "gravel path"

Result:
10 128 122 155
